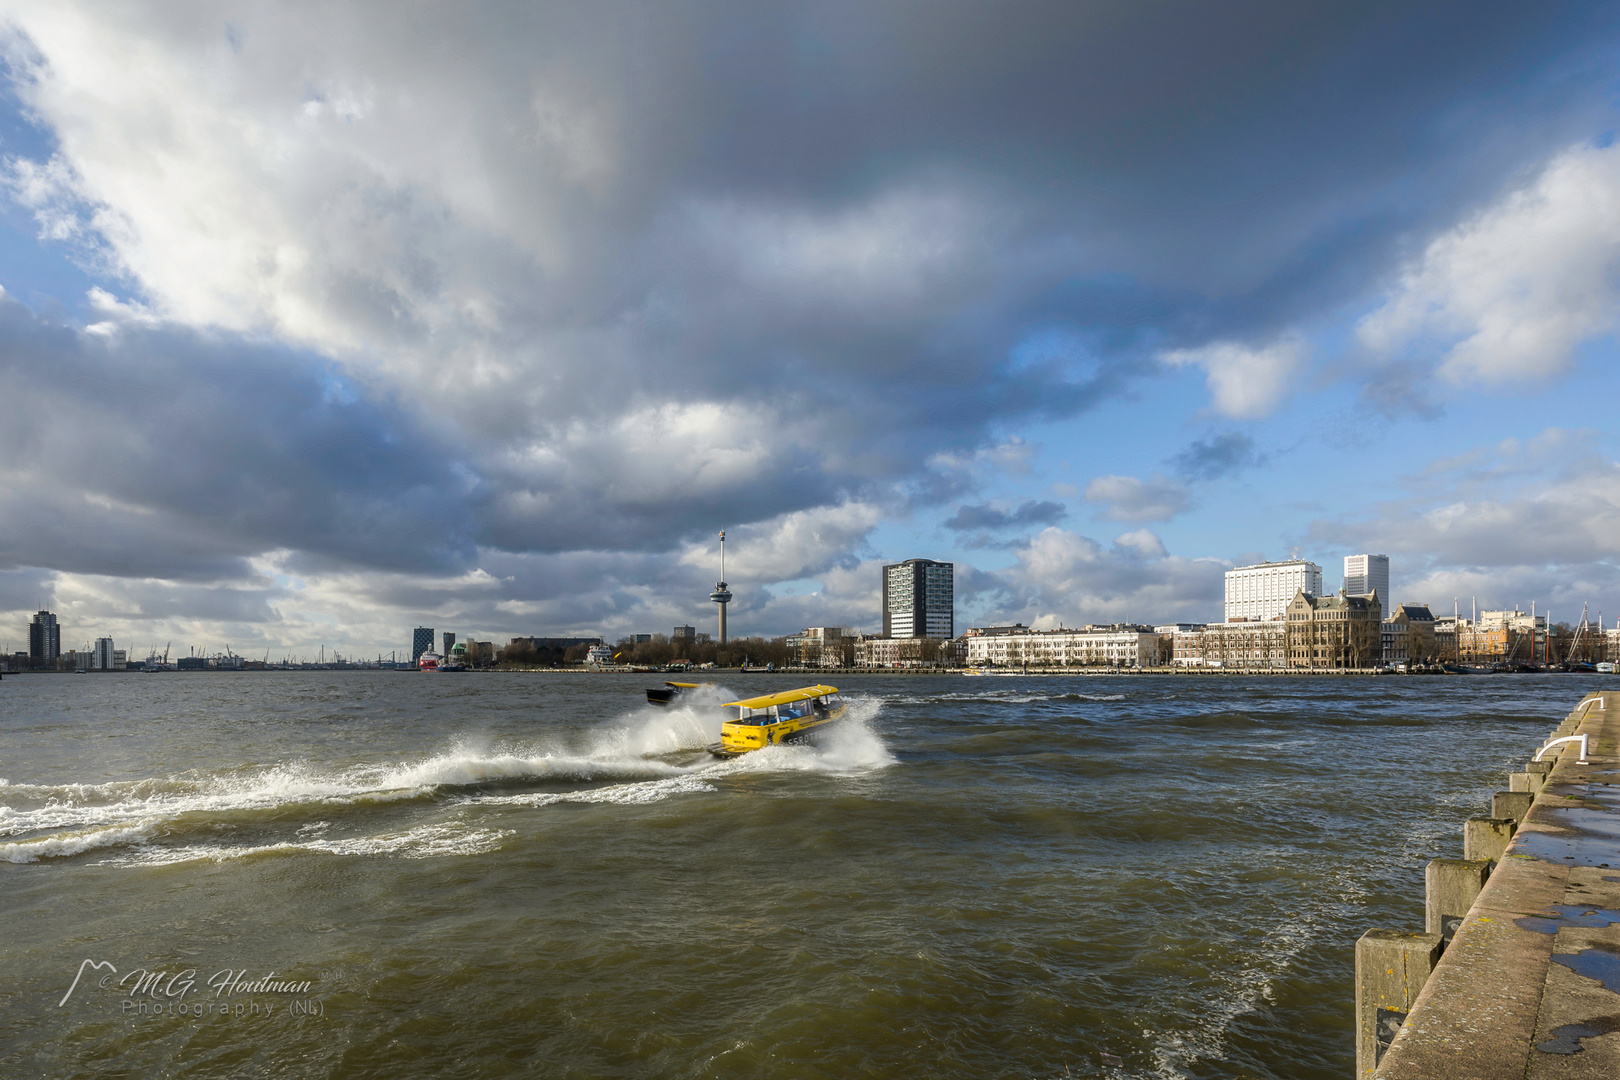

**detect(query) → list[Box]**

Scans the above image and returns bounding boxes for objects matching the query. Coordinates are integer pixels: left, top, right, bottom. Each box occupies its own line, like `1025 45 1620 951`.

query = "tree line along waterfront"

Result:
8 619 1617 675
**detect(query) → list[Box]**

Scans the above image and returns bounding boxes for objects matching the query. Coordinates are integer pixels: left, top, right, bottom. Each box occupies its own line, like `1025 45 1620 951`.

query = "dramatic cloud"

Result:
0 296 472 580
1358 141 1620 386
1084 475 1192 523
1 3 1618 647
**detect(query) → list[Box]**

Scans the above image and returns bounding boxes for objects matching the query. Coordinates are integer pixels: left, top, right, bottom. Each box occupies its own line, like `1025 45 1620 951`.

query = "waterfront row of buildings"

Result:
779 599 1576 671
12 551 1603 675
785 554 1603 671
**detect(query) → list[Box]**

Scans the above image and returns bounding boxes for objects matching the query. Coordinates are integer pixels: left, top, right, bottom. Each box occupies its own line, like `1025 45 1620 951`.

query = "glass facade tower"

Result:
412 627 435 664
29 610 60 669
882 559 954 639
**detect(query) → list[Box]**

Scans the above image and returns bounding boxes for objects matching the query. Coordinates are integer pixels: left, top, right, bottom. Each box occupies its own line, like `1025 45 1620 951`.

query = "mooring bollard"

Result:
1491 791 1534 824
1355 929 1443 1078
1424 858 1491 946
1463 816 1516 862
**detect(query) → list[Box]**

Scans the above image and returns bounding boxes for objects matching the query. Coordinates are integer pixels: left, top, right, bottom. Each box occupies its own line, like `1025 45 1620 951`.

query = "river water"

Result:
0 671 1594 1078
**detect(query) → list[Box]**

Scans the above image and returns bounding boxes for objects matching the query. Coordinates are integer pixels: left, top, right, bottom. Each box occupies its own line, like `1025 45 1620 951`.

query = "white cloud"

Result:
1113 529 1168 559
1083 473 1191 522
1308 430 1620 614
1358 140 1620 385
973 527 1225 626
1161 337 1306 419
82 287 159 335
676 502 882 584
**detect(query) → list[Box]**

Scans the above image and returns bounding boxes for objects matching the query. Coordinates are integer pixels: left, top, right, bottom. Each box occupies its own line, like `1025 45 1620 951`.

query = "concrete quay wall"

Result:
1359 690 1620 1078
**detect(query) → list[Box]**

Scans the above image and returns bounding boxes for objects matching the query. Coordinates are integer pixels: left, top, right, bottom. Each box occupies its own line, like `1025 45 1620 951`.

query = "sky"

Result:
4 1 1620 659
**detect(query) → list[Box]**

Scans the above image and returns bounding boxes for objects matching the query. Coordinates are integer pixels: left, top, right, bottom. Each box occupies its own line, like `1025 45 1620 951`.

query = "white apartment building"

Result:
1223 560 1322 622
853 635 960 667
964 627 1162 668
1171 621 1287 669
1344 554 1390 601
89 637 115 671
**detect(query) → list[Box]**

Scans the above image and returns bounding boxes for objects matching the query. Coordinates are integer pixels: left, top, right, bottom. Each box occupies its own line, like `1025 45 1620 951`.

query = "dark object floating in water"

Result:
645 681 699 706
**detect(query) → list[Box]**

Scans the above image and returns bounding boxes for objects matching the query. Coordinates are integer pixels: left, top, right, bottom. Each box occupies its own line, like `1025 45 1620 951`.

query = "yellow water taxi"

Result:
707 685 846 757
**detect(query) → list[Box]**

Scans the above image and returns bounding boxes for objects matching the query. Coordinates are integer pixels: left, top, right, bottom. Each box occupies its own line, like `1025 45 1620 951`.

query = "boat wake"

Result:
0 690 893 865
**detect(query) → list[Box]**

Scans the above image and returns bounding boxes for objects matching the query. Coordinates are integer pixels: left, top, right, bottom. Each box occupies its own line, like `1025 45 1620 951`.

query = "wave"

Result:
94 820 516 867
469 775 716 808
0 745 700 840
879 690 1128 706
2 820 162 863
0 689 894 865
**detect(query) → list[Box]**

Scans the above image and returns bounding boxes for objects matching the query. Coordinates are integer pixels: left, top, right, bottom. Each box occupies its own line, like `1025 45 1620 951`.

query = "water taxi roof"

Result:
665 681 700 688
722 685 839 710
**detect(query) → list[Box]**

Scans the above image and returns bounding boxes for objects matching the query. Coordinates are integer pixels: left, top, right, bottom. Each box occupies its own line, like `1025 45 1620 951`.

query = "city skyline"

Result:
2 5 1619 655
16 543 1604 669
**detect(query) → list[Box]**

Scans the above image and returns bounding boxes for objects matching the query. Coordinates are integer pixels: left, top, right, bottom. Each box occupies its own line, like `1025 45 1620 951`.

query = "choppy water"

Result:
0 671 1595 1078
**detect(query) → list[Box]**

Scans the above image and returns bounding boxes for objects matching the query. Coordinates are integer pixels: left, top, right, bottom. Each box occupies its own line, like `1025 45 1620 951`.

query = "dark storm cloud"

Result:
590 0 1620 322
416 0 1620 548
3 0 1620 632
0 567 55 615
944 500 1068 532
1171 433 1268 482
0 297 473 582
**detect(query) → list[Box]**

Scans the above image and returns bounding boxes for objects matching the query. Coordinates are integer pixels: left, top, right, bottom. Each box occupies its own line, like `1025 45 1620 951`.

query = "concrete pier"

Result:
1356 930 1444 1074
1462 817 1516 863
1510 771 1541 794
1368 690 1620 1078
1424 858 1490 945
1490 790 1535 824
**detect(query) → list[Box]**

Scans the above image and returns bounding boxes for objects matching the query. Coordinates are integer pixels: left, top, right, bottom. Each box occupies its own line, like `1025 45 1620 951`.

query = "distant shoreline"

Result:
6 666 1596 678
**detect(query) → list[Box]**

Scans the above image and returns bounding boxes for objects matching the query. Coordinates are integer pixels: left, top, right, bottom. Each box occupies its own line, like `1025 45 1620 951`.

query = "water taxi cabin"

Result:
713 685 843 755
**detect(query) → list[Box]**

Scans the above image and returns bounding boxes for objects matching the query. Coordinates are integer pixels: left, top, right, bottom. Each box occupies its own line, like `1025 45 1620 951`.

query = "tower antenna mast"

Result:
710 529 732 647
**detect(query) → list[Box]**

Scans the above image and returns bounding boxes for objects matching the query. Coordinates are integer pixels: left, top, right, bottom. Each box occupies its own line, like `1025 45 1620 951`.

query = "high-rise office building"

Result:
28 610 60 668
1223 560 1323 622
1344 554 1390 603
672 625 696 640
443 632 456 656
412 627 435 663
90 637 115 671
882 559 954 638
